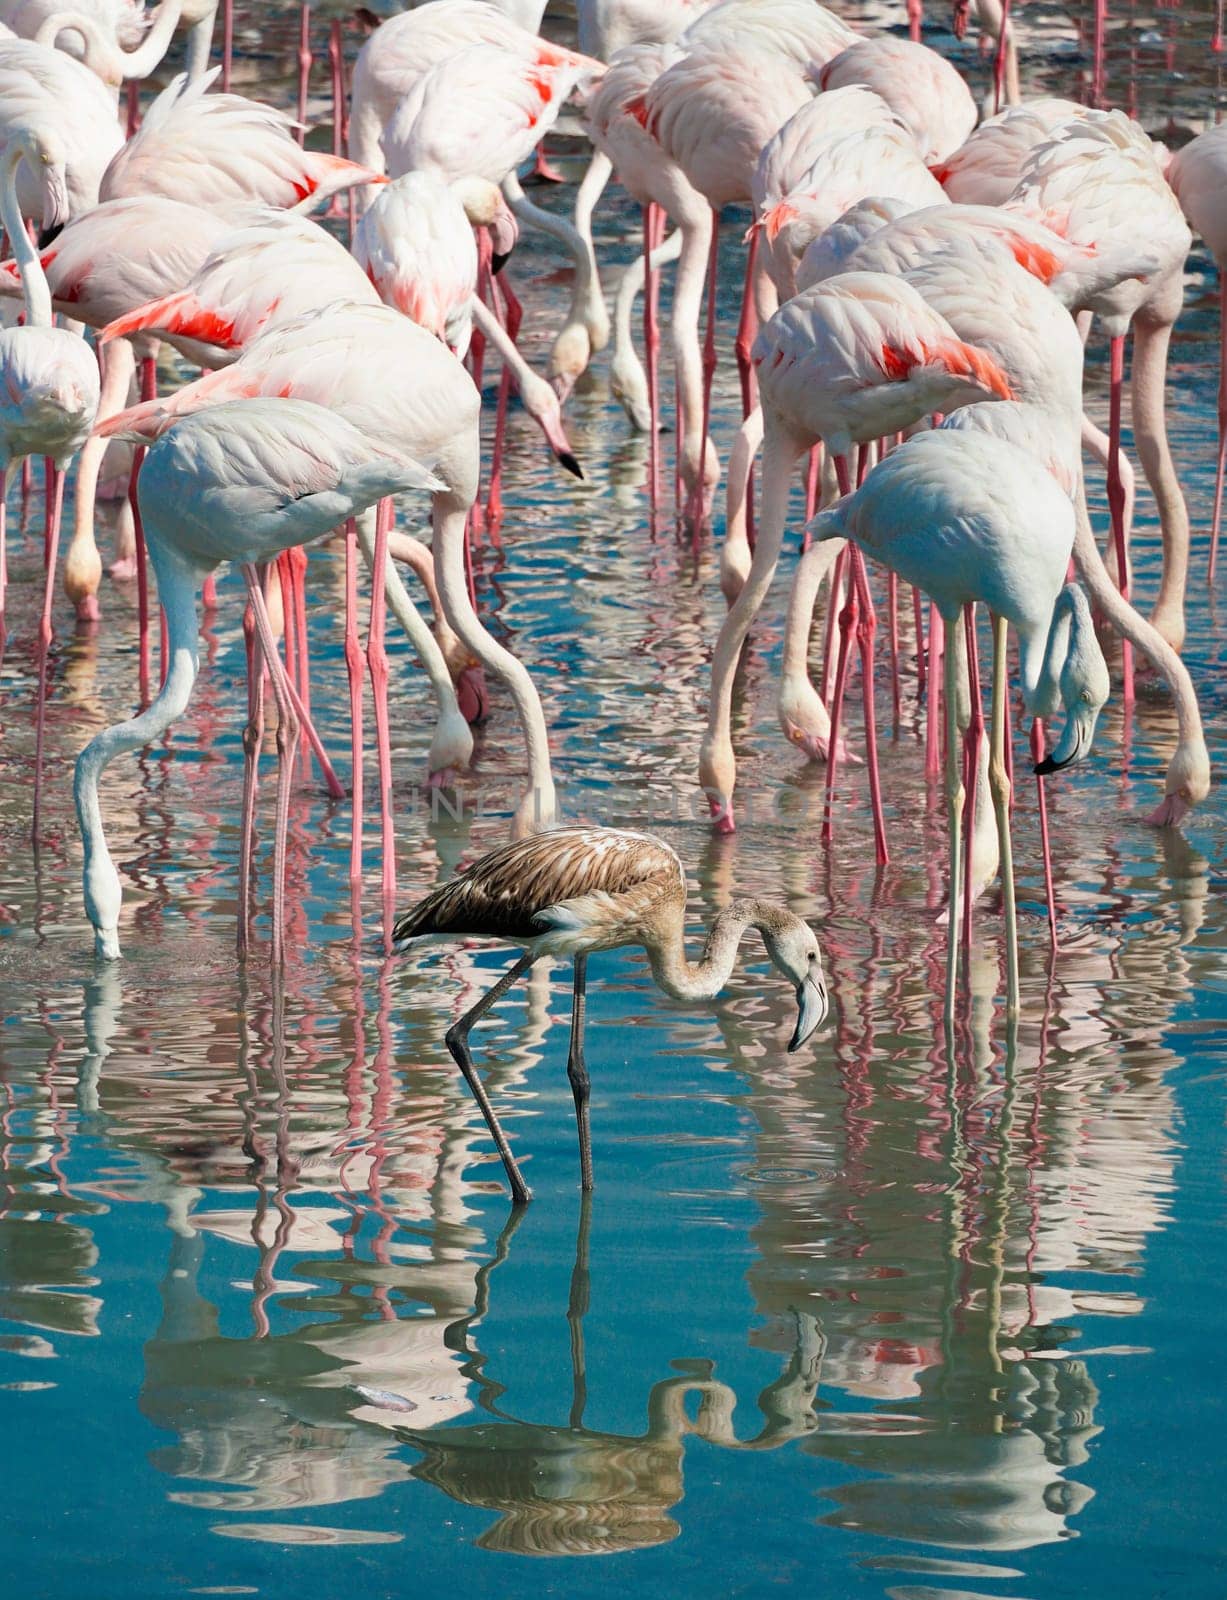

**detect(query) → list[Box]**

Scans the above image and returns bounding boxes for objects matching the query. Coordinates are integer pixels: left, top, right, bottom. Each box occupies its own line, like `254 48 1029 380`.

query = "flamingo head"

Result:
19 127 71 232
455 663 489 725
757 911 829 1050
549 321 591 404
453 178 519 271
1034 588 1110 775
1144 739 1211 827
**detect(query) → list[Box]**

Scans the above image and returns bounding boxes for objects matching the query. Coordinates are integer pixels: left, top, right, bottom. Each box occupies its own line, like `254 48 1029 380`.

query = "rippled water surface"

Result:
3 3 1227 1597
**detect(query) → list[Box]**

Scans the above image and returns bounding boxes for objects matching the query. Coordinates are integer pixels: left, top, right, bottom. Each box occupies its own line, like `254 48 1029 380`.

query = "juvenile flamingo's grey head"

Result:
758 913 829 1050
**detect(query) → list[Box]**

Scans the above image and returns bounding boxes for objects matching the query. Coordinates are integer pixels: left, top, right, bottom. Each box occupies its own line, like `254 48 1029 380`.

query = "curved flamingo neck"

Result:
0 141 52 329
646 896 783 1003
74 538 202 958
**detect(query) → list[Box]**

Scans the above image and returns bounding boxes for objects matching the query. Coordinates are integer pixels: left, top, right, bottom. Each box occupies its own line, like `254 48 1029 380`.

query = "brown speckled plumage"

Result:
393 827 683 948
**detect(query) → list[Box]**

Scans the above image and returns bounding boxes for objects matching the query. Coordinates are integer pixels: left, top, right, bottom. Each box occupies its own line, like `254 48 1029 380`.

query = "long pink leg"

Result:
367 498 396 935
125 81 140 138
0 479 7 639
32 463 64 841
993 0 1011 112
243 562 302 966
129 447 151 705
238 594 264 954
820 545 846 706
851 545 889 866
1105 332 1134 706
222 0 233 90
888 571 901 732
1031 717 1059 952
1211 274 1227 582
924 604 944 779
344 517 364 891
821 549 858 850
1092 0 1106 105
328 20 349 221
688 211 720 549
290 544 311 770
644 202 662 519
804 446 822 525
734 228 759 420
296 5 311 146
960 604 984 951
278 550 299 699
913 586 925 700
908 0 922 41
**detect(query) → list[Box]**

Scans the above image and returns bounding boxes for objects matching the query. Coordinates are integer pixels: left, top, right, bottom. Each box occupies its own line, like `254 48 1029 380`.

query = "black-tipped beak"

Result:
1034 751 1073 776
37 223 63 250
789 976 828 1052
556 449 584 480
491 249 510 275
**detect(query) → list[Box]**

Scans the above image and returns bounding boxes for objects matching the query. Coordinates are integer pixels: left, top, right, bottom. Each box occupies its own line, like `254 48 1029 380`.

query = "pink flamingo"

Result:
1008 111 1193 662
929 99 1082 204
348 2 608 383
700 271 1012 841
810 430 1109 1018
97 208 381 365
819 36 977 164
98 300 559 847
585 40 715 517
0 194 232 619
641 41 811 531
99 66 382 213
0 35 121 217
74 397 441 963
1167 123 1227 577
13 0 194 88
0 124 99 834
353 168 582 482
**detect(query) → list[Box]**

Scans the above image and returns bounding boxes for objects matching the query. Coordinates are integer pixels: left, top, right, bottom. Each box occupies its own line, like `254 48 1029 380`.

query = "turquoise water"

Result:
3 4 1227 1597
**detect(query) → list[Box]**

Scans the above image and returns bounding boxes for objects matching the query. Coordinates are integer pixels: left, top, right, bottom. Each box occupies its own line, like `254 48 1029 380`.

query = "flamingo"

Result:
1167 123 1227 577
97 208 381 366
9 0 190 88
585 40 715 514
569 0 721 398
97 299 559 841
0 35 122 220
930 101 1083 206
1008 111 1193 660
809 429 1110 1018
74 397 442 964
393 826 829 1204
0 121 99 829
783 231 1208 932
641 41 812 528
353 168 582 481
818 36 977 164
0 194 232 618
99 67 382 214
701 271 1013 843
348 1 608 385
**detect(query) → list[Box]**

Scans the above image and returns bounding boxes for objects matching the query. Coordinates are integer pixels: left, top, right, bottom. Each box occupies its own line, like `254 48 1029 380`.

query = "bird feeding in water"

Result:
393 826 829 1204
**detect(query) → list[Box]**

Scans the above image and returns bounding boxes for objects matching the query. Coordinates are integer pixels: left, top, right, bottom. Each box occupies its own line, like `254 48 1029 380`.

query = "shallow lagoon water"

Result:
3 4 1227 1597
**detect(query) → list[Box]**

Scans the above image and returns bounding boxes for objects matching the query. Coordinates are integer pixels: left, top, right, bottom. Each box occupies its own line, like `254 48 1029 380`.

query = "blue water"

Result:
3 2 1227 1597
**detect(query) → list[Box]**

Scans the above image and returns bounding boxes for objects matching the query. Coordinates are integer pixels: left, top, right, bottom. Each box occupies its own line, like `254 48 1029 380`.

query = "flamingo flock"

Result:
0 0 1221 1195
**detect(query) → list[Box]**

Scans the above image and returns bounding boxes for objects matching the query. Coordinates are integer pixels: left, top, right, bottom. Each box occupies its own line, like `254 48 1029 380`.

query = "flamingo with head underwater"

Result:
0 122 100 832
809 428 1110 1019
701 270 1013 854
74 396 443 966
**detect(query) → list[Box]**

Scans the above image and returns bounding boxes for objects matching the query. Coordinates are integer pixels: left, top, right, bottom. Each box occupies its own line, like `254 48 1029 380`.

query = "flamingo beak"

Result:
1145 790 1193 827
790 975 828 1051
